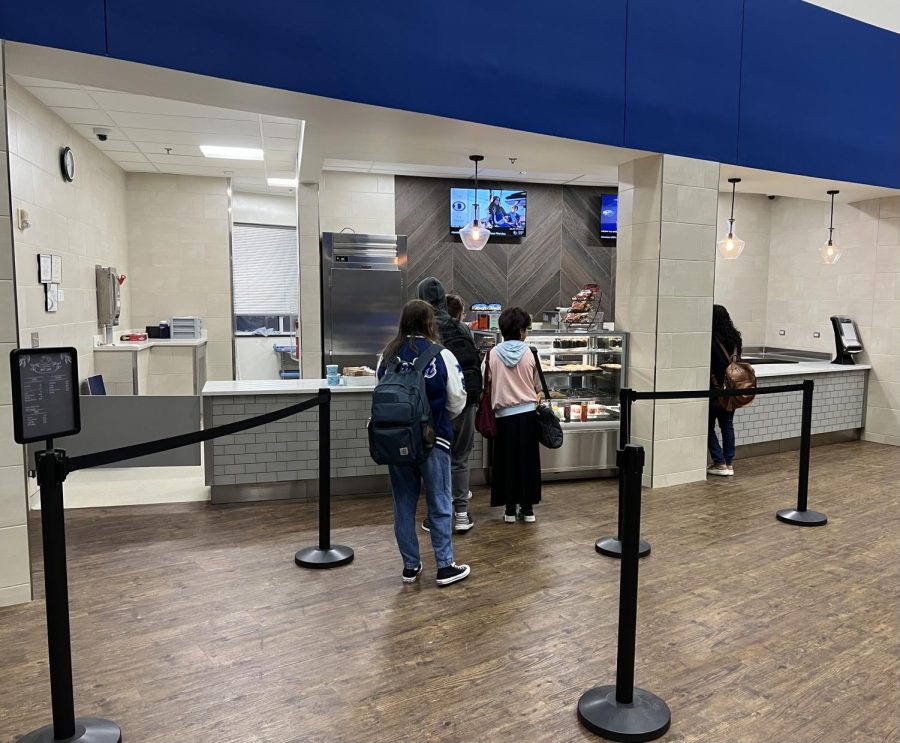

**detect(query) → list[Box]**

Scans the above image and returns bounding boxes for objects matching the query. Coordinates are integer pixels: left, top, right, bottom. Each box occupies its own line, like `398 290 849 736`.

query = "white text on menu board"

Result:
20 355 73 433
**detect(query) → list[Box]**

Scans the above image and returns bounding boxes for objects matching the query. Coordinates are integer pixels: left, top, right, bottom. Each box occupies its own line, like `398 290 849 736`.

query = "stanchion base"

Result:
776 508 827 527
577 686 670 742
595 536 651 559
19 717 122 743
295 545 354 568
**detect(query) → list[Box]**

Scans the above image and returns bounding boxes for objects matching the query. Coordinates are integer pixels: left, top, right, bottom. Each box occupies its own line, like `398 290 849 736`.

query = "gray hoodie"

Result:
416 277 474 341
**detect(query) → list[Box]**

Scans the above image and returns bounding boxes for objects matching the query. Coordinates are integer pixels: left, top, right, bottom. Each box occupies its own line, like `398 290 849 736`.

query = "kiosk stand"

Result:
11 348 122 743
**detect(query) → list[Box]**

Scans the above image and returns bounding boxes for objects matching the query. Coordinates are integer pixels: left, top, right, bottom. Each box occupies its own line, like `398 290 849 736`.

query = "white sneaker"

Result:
454 512 475 532
707 464 733 477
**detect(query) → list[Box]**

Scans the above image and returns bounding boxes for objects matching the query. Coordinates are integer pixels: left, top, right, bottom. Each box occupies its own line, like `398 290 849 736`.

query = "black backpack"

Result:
368 344 442 466
438 318 482 406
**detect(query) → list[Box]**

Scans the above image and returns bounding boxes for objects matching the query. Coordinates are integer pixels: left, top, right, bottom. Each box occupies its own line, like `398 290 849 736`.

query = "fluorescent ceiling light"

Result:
267 178 298 188
200 145 264 160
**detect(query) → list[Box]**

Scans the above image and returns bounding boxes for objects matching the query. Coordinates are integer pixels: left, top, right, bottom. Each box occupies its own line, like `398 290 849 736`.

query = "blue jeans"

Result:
708 400 736 465
388 448 453 570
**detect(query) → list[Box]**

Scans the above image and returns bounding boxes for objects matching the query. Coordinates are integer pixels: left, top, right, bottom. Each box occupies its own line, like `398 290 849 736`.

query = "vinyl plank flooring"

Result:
1 441 898 743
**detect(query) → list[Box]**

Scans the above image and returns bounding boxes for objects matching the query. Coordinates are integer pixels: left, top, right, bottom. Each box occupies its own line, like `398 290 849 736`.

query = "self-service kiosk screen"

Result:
841 320 859 343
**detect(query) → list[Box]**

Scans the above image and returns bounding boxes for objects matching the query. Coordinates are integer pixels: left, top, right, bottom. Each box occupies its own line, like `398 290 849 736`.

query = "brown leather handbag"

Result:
714 341 757 412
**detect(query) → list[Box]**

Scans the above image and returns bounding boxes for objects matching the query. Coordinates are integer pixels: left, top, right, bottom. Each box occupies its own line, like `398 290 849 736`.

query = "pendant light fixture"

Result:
820 189 841 265
717 177 746 260
459 155 491 251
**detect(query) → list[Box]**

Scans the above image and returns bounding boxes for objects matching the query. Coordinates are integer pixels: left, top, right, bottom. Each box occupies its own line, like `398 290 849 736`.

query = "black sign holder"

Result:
10 349 121 743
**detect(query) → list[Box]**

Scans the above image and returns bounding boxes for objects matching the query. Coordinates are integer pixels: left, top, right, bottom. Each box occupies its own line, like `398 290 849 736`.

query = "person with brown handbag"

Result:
708 304 755 477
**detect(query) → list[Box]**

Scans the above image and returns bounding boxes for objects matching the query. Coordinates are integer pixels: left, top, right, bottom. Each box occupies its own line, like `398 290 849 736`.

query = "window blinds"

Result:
232 223 299 315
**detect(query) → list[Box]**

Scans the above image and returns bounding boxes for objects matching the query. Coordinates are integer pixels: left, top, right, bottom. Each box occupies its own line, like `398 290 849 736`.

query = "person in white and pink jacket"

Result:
484 307 543 522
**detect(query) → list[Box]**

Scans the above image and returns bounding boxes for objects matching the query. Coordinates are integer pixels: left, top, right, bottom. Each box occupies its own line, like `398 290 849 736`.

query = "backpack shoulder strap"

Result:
412 343 443 373
716 339 736 362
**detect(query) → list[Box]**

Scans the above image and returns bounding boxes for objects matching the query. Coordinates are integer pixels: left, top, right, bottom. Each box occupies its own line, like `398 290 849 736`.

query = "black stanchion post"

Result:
596 388 651 559
20 445 121 743
777 379 827 527
295 389 355 568
578 444 670 742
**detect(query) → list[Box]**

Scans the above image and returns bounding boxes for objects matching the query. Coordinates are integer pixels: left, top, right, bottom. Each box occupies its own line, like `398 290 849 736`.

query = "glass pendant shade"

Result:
459 217 491 251
820 239 841 265
717 219 745 259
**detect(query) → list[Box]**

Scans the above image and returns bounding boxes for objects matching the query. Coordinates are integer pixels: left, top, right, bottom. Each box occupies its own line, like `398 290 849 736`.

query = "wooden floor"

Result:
2 441 899 743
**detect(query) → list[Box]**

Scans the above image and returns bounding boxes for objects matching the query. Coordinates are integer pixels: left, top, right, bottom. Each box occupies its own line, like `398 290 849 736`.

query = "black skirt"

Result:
490 409 542 508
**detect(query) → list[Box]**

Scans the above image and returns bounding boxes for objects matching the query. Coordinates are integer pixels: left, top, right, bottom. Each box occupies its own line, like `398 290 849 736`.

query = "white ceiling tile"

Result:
70 124 134 145
264 151 298 165
51 107 117 126
262 114 302 125
266 169 296 180
156 163 263 176
125 129 262 148
107 111 261 136
106 152 151 164
12 75 80 89
86 91 260 121
133 142 203 157
95 140 141 153
145 152 266 170
262 121 299 140
264 137 299 152
118 162 159 173
323 159 373 170
26 87 99 109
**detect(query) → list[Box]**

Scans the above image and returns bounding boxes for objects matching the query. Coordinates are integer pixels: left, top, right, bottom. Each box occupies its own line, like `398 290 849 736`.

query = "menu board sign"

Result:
10 348 81 444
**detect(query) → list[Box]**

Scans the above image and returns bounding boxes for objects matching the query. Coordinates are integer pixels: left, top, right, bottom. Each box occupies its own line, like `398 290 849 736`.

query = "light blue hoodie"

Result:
494 340 529 367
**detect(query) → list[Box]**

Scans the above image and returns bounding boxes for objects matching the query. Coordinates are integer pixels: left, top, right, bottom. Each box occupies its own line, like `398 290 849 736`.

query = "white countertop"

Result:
94 337 208 352
752 361 870 378
202 378 377 396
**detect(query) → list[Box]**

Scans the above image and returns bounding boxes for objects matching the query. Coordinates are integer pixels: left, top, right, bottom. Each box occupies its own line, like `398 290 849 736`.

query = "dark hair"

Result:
499 307 531 341
712 304 742 355
383 300 440 360
446 294 464 320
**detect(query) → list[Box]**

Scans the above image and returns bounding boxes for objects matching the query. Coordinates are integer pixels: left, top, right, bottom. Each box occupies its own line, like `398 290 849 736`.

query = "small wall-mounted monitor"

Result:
600 193 617 243
451 188 527 238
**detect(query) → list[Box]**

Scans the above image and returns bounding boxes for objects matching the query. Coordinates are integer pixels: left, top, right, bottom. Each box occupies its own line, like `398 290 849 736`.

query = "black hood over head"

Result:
416 277 448 316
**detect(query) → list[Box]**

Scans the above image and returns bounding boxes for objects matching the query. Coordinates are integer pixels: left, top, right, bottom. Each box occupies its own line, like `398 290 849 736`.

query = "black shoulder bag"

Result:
530 347 564 450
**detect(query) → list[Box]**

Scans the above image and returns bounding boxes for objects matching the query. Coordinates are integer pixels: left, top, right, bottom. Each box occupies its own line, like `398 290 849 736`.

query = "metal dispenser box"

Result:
96 266 121 344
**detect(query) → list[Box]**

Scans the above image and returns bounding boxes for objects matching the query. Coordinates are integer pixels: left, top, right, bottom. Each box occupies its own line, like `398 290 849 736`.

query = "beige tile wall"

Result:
299 183 321 378
713 193 771 346
616 155 719 488
125 173 233 381
6 79 130 378
0 47 32 607
318 171 395 236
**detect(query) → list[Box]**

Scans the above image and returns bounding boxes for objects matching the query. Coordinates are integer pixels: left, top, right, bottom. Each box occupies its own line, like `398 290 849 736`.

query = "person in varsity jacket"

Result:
377 299 469 586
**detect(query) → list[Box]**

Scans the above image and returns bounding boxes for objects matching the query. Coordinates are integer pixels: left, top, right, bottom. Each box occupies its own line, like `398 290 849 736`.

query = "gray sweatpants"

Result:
451 404 477 513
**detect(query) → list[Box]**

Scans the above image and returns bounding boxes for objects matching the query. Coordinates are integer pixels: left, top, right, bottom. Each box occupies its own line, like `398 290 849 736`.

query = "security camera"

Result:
767 194 777 200
92 127 111 142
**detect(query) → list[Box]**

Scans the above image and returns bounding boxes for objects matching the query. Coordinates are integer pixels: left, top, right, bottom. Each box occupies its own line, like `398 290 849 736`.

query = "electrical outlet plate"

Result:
813 332 821 338
779 329 786 336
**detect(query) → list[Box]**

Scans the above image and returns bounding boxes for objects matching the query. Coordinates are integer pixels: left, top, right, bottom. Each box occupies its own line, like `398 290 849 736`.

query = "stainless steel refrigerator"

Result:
321 232 408 373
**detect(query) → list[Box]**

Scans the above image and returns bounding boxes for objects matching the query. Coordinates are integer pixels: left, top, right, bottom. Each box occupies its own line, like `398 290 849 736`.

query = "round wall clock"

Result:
60 147 75 182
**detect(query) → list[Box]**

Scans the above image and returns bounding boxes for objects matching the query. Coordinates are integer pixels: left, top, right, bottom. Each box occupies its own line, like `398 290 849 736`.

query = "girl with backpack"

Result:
375 300 470 586
708 304 743 476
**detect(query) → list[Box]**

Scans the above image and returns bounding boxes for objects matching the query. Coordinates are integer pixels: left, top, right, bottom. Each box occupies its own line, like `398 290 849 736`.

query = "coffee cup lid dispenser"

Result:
830 315 862 365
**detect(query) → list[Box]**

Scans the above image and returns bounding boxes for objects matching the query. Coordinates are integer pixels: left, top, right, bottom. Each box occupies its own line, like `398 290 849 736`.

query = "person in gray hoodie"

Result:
417 277 482 532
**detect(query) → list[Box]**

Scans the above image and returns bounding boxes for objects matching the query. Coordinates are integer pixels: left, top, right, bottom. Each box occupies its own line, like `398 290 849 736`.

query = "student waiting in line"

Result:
485 307 543 522
376 300 470 586
708 304 742 476
417 278 482 534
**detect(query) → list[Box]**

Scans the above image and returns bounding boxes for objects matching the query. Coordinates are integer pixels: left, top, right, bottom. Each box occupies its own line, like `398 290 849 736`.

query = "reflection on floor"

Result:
3 441 898 743
29 466 209 510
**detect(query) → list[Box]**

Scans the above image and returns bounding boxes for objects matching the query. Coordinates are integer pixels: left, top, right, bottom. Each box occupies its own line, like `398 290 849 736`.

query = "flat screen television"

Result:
600 193 617 241
450 188 527 238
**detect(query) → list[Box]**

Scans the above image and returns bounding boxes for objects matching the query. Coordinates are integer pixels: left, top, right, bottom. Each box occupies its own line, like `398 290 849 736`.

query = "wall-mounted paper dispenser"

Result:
96 266 121 343
830 315 863 365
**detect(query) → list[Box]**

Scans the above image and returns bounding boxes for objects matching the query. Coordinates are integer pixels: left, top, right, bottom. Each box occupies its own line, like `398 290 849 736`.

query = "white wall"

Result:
714 193 771 347
0 50 31 607
6 78 130 377
232 191 296 227
125 173 233 381
318 171 394 235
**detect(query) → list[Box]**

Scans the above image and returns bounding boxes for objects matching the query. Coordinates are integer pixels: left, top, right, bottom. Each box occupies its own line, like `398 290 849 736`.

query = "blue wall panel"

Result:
624 0 743 164
739 0 900 188
104 0 628 149
0 0 106 57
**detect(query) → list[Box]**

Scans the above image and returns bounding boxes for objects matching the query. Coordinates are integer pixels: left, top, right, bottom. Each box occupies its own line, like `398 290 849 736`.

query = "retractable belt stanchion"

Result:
295 388 354 568
579 444 670 742
596 388 651 559
20 441 122 743
777 379 827 527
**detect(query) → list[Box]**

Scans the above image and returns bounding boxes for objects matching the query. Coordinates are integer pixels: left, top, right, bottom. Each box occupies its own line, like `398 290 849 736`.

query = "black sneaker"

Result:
454 512 475 532
503 509 517 523
435 563 470 586
421 519 431 532
402 563 423 583
518 508 536 523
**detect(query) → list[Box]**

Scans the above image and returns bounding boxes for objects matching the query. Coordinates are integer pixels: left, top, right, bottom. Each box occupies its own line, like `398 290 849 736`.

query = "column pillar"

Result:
616 154 719 487
298 182 322 378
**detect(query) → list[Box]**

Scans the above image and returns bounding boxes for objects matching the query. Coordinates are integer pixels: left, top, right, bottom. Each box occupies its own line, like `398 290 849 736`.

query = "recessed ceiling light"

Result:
200 145 264 160
267 178 298 188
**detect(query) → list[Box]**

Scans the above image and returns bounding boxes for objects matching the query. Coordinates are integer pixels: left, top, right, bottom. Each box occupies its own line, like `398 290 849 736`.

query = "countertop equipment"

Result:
95 265 121 345
831 315 863 365
321 232 407 372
